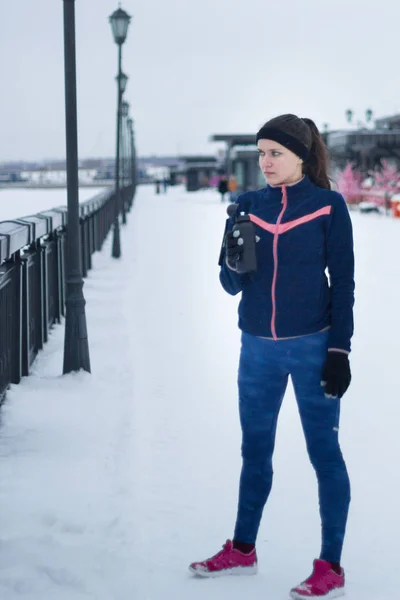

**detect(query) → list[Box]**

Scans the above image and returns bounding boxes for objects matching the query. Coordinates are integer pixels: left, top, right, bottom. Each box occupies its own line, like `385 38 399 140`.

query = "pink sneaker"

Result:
189 540 258 578
290 559 345 599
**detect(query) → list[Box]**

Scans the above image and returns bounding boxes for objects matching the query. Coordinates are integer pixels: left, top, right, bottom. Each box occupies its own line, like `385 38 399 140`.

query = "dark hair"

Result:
256 114 331 189
301 118 331 190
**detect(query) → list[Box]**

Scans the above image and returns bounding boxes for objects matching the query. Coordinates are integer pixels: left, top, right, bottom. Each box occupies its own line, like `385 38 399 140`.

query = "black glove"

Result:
321 351 351 399
225 230 243 270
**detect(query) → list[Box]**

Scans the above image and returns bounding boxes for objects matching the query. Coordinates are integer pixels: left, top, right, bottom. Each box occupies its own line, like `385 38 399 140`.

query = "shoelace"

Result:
207 542 230 563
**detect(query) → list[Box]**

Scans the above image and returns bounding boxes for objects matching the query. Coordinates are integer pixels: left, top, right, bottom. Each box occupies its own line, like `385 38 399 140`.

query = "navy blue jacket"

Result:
219 176 355 352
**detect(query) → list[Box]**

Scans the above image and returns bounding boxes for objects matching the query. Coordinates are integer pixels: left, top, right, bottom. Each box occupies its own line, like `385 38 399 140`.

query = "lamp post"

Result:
122 101 130 184
117 73 128 223
109 6 131 258
365 108 373 123
346 108 374 128
124 104 130 191
116 71 128 96
128 117 136 203
121 100 130 224
62 0 90 374
127 117 133 189
125 114 132 207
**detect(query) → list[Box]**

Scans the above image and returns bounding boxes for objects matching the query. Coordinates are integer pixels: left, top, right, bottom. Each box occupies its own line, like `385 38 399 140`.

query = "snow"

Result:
0 184 399 600
0 187 107 222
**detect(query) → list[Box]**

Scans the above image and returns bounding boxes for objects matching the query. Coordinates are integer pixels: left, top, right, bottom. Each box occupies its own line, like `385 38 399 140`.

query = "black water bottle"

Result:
226 204 257 274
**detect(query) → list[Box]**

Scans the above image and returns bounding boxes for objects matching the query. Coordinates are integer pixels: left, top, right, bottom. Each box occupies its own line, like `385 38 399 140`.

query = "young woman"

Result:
189 114 355 599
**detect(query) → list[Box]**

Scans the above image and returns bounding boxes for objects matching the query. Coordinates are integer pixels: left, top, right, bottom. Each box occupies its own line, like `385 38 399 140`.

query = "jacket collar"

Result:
264 175 315 200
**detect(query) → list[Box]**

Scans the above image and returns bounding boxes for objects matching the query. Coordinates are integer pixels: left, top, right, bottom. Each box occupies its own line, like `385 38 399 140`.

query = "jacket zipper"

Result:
271 186 288 340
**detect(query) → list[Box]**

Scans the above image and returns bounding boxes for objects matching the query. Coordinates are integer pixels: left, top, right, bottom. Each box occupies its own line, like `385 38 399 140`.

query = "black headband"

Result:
255 126 309 161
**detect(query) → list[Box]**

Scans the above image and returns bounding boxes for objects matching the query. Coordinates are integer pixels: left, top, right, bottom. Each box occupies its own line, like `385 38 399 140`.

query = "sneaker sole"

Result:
289 587 345 600
189 564 258 578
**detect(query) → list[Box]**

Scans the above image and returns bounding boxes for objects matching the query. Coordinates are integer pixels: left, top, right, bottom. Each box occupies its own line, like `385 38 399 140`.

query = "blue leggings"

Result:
233 330 350 563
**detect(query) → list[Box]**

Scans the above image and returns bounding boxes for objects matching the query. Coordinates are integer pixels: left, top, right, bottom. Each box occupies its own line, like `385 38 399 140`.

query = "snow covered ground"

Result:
0 184 399 600
0 187 107 222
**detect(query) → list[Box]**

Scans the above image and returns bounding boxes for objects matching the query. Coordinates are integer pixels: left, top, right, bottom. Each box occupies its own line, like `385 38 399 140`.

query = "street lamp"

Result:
346 108 374 129
117 73 128 206
127 117 137 203
115 71 128 94
121 101 129 117
117 70 129 202
346 109 353 124
109 6 131 44
121 100 130 186
122 102 130 180
62 0 90 373
109 5 131 258
121 100 130 224
124 104 131 190
127 117 133 187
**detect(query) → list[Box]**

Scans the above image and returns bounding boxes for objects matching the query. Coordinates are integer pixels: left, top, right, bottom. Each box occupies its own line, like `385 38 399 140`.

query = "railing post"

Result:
40 240 49 345
86 217 92 272
59 231 66 318
21 254 30 377
54 231 63 324
80 217 88 279
13 253 23 384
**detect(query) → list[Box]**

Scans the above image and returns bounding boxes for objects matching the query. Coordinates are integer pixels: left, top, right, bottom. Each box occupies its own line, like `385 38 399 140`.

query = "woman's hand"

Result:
321 351 351 399
225 230 243 270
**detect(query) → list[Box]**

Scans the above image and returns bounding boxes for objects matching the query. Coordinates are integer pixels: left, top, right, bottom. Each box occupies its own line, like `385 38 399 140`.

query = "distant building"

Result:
0 171 28 183
326 121 400 172
180 155 218 192
210 134 261 192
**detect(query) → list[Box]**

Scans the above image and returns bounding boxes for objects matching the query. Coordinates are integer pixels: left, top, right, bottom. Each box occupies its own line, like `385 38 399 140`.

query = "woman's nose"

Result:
262 157 272 168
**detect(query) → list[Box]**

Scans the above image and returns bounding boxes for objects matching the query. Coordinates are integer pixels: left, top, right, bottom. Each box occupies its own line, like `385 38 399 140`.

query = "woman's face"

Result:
258 139 303 186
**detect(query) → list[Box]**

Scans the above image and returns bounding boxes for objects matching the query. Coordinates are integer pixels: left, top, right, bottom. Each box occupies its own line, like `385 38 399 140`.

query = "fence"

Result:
0 184 134 403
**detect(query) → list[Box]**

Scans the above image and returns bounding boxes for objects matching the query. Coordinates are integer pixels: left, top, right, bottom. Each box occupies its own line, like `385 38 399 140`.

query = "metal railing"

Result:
0 184 134 402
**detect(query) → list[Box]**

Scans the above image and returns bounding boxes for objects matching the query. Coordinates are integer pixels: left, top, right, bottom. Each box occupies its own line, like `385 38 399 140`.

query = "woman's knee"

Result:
241 432 275 462
307 441 347 474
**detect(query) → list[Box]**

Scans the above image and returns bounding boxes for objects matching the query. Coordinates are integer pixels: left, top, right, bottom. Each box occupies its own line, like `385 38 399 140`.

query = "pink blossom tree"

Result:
371 160 400 214
337 162 362 204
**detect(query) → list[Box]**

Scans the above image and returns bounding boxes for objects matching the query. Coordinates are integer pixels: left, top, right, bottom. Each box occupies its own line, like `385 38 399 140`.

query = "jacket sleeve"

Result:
326 193 355 353
218 217 246 296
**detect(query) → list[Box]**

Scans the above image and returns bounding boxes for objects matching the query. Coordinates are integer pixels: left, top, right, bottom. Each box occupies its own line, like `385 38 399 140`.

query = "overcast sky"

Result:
1 0 400 162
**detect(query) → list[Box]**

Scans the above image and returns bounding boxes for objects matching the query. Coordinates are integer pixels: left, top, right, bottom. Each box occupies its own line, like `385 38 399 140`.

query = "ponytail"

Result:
302 118 331 190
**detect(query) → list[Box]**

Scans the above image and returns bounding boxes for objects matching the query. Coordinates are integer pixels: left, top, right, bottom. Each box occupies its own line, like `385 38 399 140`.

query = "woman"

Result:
189 114 355 599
